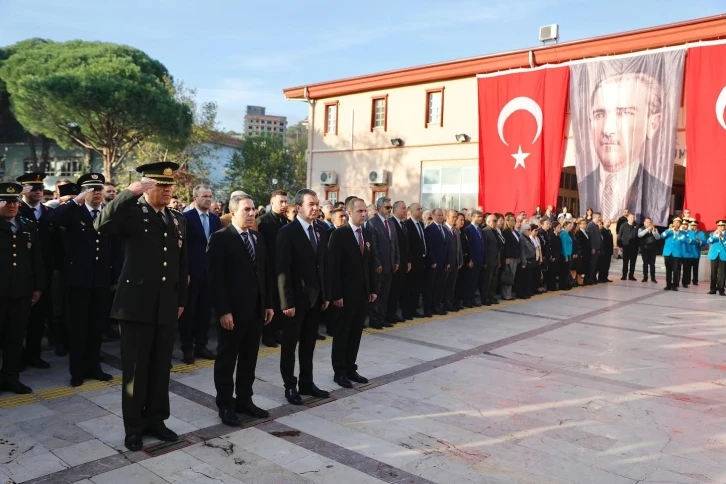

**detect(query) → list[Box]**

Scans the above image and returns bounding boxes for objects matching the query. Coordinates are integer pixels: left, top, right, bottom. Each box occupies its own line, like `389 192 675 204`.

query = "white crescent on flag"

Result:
716 85 726 131
497 96 543 146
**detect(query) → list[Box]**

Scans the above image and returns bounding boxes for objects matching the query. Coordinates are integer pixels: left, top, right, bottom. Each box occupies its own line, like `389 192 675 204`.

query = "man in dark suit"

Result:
387 201 409 323
366 197 399 328
322 208 347 336
585 213 603 284
443 209 462 311
256 189 289 347
208 194 274 426
16 172 54 370
0 182 44 394
95 162 189 452
465 210 485 306
403 203 426 319
480 214 501 305
276 189 330 405
51 174 119 387
598 219 614 282
327 198 377 388
423 208 448 316
179 184 221 364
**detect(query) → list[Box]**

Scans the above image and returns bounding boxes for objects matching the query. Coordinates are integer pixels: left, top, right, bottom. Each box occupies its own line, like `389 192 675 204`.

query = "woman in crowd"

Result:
454 213 472 308
559 220 574 290
530 225 546 294
518 224 536 299
570 220 582 286
576 218 591 286
584 208 594 223
501 214 520 300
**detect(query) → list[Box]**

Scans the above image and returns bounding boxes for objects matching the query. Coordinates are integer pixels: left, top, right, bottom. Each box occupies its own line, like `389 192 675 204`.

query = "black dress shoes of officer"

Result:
86 371 113 382
125 434 143 452
235 399 270 419
70 377 84 387
285 388 303 405
0 379 32 394
24 356 50 370
194 346 216 360
299 383 330 398
413 311 425 318
334 375 353 388
316 333 327 341
143 422 178 442
182 349 195 365
261 337 279 348
347 372 369 384
219 408 240 427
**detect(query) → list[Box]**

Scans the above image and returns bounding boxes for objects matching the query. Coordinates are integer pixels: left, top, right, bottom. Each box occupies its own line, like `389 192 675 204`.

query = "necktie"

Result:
307 225 318 253
356 228 364 255
157 210 167 226
601 173 617 219
35 206 41 220
201 213 210 239
384 218 390 239
418 222 427 255
91 210 99 221
241 232 255 262
439 224 445 240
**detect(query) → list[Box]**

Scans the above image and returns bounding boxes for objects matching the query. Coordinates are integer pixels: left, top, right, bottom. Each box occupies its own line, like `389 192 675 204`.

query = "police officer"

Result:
16 172 54 369
52 173 119 387
95 162 188 452
707 220 726 296
0 182 44 394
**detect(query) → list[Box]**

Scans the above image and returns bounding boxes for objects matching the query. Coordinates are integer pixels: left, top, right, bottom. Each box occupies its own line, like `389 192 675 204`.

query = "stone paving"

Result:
1 262 725 483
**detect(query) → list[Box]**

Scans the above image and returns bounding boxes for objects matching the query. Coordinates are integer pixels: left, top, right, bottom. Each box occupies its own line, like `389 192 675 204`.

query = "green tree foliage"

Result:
0 40 192 180
224 134 307 207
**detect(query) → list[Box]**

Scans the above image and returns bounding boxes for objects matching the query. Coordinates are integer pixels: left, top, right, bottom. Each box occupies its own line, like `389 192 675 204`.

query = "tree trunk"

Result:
27 133 38 171
84 148 94 171
39 135 50 173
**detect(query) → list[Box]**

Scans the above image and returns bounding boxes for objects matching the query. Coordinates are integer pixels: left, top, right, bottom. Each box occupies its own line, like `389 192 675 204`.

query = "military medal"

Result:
141 206 148 214
178 239 183 249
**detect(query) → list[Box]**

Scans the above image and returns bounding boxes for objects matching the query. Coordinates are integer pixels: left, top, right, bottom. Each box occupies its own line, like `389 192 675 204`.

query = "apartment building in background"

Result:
244 105 287 137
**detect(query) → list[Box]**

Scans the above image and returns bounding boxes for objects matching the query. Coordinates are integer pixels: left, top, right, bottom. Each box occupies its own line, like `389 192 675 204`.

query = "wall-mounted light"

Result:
390 138 404 147
455 134 469 142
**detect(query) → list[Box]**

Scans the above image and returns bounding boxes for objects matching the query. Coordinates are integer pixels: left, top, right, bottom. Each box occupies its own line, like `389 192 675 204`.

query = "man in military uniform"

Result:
95 162 188 452
17 172 54 369
52 173 119 387
0 183 44 394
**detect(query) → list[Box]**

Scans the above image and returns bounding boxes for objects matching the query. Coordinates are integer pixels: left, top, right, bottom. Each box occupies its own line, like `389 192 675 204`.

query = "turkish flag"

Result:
684 44 726 230
478 67 569 215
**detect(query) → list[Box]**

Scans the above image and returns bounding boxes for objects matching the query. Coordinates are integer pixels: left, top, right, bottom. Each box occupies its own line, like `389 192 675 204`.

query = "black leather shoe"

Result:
395 316 406 323
261 338 279 348
651 279 658 284
143 423 178 442
24 357 50 369
672 287 678 291
285 388 303 405
381 322 394 328
194 346 216 360
708 290 717 295
347 372 368 384
104 327 120 341
413 312 425 318
235 399 270 419
125 434 143 452
219 408 240 426
182 349 195 364
620 276 627 281
316 333 326 341
299 383 330 398
55 344 68 357
70 377 84 387
369 324 384 329
334 375 353 388
86 371 113 382
0 380 32 394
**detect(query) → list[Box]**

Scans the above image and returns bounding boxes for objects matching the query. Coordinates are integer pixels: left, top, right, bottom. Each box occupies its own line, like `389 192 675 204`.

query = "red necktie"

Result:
384 218 390 239
356 228 364 255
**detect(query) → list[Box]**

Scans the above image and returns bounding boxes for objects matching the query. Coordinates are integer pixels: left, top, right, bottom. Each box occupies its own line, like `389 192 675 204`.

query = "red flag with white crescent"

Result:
478 67 569 215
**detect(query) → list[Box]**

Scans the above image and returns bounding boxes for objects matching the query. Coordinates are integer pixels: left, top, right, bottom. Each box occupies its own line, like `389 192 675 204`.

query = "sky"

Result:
1 0 723 132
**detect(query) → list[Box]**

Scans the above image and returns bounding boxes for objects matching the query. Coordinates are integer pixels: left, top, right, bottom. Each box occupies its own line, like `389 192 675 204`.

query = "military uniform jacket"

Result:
19 202 55 285
0 216 45 298
95 190 189 325
51 202 122 289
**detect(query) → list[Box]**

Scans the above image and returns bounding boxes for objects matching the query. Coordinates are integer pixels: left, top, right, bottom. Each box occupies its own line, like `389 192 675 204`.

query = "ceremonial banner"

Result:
683 44 726 230
570 51 685 226
478 67 569 215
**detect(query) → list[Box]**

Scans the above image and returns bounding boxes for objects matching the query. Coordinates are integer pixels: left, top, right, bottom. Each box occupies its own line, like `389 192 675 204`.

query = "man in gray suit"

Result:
585 212 603 284
367 197 399 329
443 209 462 311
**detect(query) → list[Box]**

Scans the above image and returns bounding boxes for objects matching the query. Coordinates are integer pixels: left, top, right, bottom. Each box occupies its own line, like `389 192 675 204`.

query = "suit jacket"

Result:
601 227 614 256
327 224 377 302
443 224 458 267
579 165 671 224
465 223 485 266
424 223 447 267
391 218 410 268
0 216 44 298
95 190 189 325
51 202 121 289
207 225 272 322
183 209 221 280
586 221 603 252
405 218 427 266
19 202 54 281
502 228 520 260
546 230 563 262
276 218 327 310
367 214 399 273
520 235 536 265
482 227 501 267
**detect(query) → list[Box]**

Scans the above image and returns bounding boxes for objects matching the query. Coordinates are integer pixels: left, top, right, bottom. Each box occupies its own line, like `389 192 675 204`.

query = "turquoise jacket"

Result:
662 228 687 257
707 232 726 261
683 230 705 259
559 230 573 258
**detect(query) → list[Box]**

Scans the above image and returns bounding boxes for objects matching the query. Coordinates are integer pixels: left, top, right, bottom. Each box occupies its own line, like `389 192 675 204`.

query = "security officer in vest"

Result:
0 182 44 394
707 220 726 296
52 173 120 387
95 162 189 452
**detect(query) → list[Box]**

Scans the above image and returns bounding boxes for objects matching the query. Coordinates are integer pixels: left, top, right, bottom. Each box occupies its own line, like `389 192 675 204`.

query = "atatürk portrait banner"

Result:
570 51 685 226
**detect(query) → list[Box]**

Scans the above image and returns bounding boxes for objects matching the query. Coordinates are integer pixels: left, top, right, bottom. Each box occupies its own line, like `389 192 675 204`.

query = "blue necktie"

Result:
201 213 210 239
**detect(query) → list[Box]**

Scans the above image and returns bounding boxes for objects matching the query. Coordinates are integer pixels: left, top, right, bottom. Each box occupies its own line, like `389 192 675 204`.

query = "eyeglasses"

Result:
383 206 392 210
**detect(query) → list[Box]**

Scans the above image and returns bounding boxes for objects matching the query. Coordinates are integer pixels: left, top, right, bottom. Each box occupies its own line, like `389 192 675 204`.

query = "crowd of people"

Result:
1 163 725 452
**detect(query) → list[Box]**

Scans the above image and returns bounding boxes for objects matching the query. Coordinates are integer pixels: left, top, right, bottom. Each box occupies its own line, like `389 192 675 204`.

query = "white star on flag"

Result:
511 145 530 169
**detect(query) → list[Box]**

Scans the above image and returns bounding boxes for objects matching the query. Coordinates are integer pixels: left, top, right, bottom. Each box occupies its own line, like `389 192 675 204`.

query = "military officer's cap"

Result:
0 182 22 202
717 220 726 227
689 220 699 226
58 183 81 197
16 172 46 189
136 162 179 185
77 173 105 191
672 217 682 222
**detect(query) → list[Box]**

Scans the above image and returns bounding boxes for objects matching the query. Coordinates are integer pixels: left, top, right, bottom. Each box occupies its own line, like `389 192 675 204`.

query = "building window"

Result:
371 187 388 204
425 88 444 127
23 158 83 177
420 164 477 211
324 186 339 204
371 95 387 131
324 102 339 135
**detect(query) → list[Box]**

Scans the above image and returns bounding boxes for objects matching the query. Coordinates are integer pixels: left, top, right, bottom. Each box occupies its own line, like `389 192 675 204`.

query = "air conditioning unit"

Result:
539 24 559 43
368 169 390 186
319 171 337 185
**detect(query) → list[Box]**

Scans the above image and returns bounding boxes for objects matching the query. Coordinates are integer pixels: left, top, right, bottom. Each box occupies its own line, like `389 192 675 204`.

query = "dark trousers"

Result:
480 265 496 303
178 274 211 351
641 249 657 280
23 288 51 360
530 261 542 292
370 273 391 325
710 259 726 293
682 259 697 286
622 245 638 277
322 305 339 335
51 270 69 347
119 320 176 435
586 252 599 283
444 265 459 308
386 267 406 321
332 292 367 376
455 266 470 303
403 260 424 317
0 296 31 381
597 253 611 282
545 260 559 289
467 264 482 302
423 265 441 315
280 302 320 389
664 255 682 288
691 256 700 284
214 314 263 410
262 311 282 343
516 262 532 298
68 286 108 379
558 260 571 290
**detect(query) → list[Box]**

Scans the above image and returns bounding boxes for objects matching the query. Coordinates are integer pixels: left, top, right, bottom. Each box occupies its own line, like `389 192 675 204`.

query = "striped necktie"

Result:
241 232 255 263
